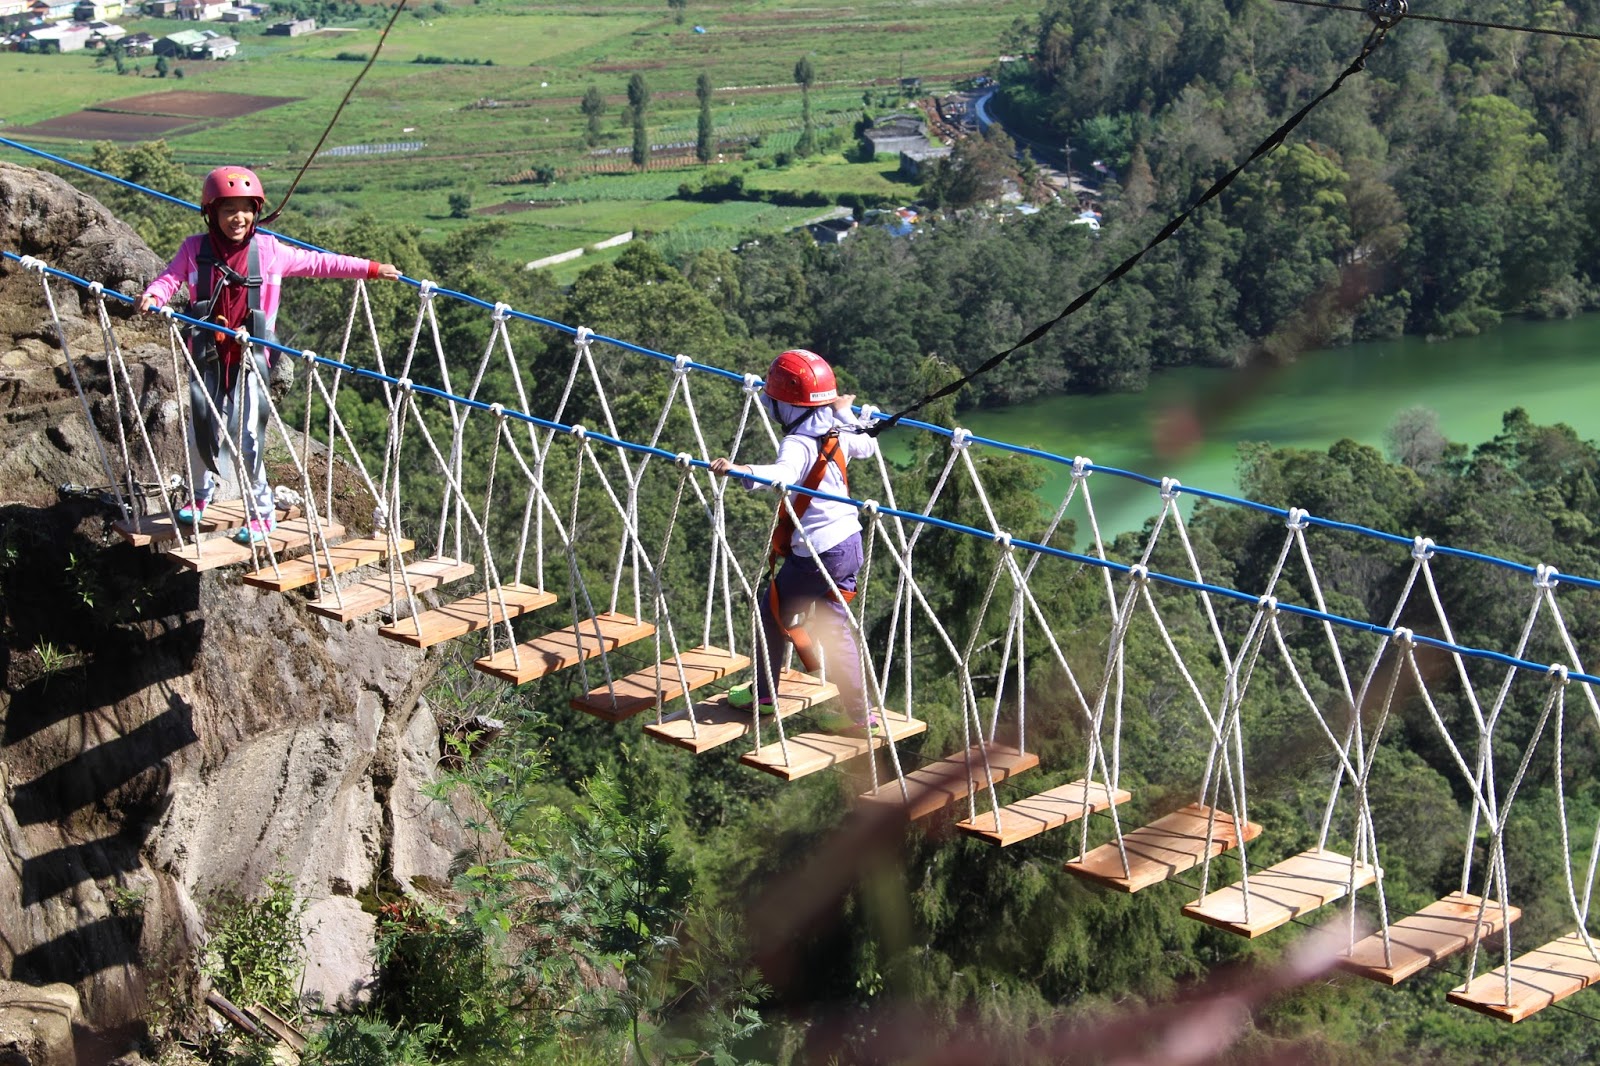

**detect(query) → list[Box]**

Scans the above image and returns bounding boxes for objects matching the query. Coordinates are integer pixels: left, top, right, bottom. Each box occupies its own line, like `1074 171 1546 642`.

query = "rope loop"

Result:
88 281 104 296
418 279 436 299
397 376 414 392
1392 626 1414 646
300 348 318 363
674 451 694 469
1129 563 1149 583
570 423 587 440
1072 455 1092 478
1549 662 1571 684
1536 563 1561 590
673 353 691 374
575 325 593 346
157 304 176 319
859 497 880 518
233 325 251 343
1411 535 1435 561
19 255 43 273
993 530 1013 550
1258 593 1279 614
1366 0 1407 30
742 372 762 393
1160 476 1182 501
489 402 505 420
951 427 973 450
1286 507 1309 531
859 403 879 423
492 301 511 322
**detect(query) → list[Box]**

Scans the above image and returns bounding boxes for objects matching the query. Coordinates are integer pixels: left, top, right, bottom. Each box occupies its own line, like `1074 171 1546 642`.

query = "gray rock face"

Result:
0 163 475 1036
0 979 79 1066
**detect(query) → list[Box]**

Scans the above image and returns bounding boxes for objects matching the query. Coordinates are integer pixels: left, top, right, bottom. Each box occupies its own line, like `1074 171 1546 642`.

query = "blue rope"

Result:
12 248 1597 687
1 134 1593 589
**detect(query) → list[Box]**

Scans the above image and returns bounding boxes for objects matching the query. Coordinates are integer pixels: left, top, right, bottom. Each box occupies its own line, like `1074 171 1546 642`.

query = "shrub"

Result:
201 872 307 1018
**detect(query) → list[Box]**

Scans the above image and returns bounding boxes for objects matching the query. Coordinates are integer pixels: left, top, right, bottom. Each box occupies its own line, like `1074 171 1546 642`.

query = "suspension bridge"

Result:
6 148 1600 1029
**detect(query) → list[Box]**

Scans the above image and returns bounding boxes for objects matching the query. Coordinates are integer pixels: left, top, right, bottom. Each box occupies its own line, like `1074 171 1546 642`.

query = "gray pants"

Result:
189 352 273 521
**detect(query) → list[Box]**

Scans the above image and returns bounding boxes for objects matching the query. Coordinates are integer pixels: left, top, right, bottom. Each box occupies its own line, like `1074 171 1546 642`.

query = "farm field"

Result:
0 0 1032 268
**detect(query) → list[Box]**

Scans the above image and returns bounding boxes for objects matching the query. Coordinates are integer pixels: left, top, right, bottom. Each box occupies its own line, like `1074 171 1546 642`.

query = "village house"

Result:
121 28 152 52
862 113 934 158
88 19 125 40
72 0 120 18
195 30 234 56
898 144 952 180
27 0 78 21
0 0 30 19
265 15 313 35
152 25 201 53
139 0 176 14
176 0 228 20
218 5 252 21
19 20 93 48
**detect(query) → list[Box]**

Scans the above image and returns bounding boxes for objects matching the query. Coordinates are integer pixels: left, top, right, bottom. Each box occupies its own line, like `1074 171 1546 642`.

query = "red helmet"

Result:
764 348 837 406
201 166 266 213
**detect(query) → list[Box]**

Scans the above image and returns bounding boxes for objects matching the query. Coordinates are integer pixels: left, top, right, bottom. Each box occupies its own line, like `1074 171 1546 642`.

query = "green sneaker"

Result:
727 683 775 713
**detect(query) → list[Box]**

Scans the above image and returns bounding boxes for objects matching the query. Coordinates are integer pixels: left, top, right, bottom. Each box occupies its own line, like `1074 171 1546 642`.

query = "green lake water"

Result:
884 316 1600 538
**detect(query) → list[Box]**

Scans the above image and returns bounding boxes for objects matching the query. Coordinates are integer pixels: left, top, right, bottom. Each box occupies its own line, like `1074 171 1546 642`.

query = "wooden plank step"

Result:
308 556 475 622
1064 803 1263 894
241 537 414 592
378 582 554 649
571 645 751 722
956 779 1132 847
1182 848 1378 938
859 743 1040 822
1448 932 1600 1023
475 612 656 685
115 498 300 548
739 712 928 781
643 670 838 754
168 518 344 573
1340 892 1520 986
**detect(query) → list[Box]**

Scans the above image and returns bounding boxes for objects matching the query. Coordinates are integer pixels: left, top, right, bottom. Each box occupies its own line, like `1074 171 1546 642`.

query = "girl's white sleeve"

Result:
741 436 815 487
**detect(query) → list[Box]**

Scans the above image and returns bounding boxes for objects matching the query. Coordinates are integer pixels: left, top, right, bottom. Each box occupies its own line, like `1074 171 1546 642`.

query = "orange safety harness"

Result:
764 431 856 672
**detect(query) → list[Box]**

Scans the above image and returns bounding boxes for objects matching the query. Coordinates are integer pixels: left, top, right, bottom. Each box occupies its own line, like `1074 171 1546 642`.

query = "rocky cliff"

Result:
0 161 471 1055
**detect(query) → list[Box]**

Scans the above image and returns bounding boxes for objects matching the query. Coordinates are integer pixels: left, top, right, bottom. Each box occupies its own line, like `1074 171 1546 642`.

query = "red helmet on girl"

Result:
201 166 266 214
764 348 837 406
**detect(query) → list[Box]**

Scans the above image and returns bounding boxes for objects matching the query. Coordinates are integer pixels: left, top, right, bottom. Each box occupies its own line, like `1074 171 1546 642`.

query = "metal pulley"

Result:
1366 0 1407 29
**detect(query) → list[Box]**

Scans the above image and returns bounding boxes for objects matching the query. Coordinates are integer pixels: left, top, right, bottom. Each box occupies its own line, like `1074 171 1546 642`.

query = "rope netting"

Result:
9 199 1600 1003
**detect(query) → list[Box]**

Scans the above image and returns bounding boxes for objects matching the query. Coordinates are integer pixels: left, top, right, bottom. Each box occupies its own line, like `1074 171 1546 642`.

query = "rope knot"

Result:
397 377 414 392
951 427 973 450
418 279 436 298
993 531 1012 550
1392 626 1414 646
570 423 587 440
1286 507 1309 531
859 498 880 518
1072 455 1092 478
1129 563 1149 583
492 302 510 322
575 325 593 346
859 404 879 423
1549 662 1570 684
1258 593 1278 614
300 348 318 363
157 304 175 319
1411 536 1434 561
1536 563 1561 589
1160 477 1182 501
88 281 103 296
742 372 762 393
234 326 251 343
489 402 505 419
674 451 693 469
19 255 43 274
673 354 691 373
372 503 388 532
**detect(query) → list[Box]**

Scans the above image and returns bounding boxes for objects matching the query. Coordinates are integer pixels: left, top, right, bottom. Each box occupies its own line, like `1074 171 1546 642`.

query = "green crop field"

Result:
1 0 1034 266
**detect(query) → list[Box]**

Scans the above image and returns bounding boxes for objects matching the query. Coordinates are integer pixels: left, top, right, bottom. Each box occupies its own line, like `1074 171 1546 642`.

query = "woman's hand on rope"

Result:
710 457 748 478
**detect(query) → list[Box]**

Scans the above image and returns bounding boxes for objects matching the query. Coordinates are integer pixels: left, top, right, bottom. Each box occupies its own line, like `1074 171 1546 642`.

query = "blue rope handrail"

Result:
0 133 1590 592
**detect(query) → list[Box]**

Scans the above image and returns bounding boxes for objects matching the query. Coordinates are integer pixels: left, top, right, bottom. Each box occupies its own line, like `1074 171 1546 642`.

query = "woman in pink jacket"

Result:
138 166 401 544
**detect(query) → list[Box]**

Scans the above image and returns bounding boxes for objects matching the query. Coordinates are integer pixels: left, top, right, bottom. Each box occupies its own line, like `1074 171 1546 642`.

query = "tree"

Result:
794 55 816 158
155 54 169 78
627 73 651 169
667 0 686 24
696 73 714 164
920 124 1021 209
579 84 606 148
447 192 472 219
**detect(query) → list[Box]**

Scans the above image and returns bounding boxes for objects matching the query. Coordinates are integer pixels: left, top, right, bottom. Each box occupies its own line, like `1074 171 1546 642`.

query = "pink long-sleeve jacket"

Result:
143 231 380 339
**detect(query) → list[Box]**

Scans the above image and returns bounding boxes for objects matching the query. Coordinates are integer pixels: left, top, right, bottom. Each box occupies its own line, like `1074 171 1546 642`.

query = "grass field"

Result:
0 0 1033 265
